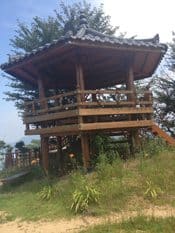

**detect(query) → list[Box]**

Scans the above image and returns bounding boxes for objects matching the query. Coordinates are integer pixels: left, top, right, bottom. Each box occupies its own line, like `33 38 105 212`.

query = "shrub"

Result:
140 137 168 158
144 179 163 199
38 184 60 201
71 185 100 213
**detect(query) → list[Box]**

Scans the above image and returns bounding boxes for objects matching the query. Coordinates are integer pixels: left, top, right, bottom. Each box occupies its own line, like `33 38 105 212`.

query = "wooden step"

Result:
152 123 175 145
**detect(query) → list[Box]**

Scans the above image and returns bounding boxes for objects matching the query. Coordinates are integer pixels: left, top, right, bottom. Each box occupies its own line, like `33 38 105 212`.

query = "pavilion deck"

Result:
24 89 153 136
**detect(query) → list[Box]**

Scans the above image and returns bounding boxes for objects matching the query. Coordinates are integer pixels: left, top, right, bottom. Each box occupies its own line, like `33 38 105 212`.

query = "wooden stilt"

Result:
81 134 90 171
41 136 49 174
126 63 140 156
57 136 64 173
129 131 135 157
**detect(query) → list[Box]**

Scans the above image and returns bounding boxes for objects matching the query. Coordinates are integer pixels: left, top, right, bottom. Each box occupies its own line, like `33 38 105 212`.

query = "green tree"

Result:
154 75 175 137
26 139 40 151
0 140 6 154
15 140 27 153
5 1 119 111
153 32 175 137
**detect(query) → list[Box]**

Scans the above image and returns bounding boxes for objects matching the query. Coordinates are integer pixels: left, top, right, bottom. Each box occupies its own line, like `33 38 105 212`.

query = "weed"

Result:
144 179 163 199
38 185 56 201
71 185 100 213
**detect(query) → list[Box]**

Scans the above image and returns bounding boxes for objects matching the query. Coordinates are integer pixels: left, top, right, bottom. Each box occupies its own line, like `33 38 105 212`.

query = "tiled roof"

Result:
1 13 167 70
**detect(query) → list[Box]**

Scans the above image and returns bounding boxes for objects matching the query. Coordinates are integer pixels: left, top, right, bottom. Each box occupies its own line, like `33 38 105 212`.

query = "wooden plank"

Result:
24 109 78 124
38 77 45 100
80 120 153 131
79 101 135 106
80 90 133 94
25 103 78 116
152 123 175 145
79 107 153 116
25 124 79 135
25 91 76 106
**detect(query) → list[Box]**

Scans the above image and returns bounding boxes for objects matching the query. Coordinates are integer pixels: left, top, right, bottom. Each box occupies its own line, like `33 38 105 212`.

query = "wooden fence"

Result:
4 150 40 170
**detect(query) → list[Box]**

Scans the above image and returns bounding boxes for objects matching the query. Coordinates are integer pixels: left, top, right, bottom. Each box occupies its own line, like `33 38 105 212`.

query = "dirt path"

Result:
1 205 175 233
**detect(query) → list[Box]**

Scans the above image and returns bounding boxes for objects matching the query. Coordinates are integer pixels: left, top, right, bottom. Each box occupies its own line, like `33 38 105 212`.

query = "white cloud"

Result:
103 0 175 42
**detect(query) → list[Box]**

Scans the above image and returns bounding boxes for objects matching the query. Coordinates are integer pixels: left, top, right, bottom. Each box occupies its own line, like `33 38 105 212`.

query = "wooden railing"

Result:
24 89 153 117
3 150 40 170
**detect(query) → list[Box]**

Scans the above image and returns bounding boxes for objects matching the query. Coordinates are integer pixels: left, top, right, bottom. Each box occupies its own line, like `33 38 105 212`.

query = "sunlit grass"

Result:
0 143 175 221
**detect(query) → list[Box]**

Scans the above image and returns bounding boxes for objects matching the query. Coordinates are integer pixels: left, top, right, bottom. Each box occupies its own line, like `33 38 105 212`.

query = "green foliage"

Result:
5 1 120 112
96 153 123 180
144 179 163 199
153 75 175 137
139 137 168 158
1 145 175 221
26 139 40 151
38 184 59 201
71 185 100 213
10 1 118 54
15 140 27 153
0 140 6 159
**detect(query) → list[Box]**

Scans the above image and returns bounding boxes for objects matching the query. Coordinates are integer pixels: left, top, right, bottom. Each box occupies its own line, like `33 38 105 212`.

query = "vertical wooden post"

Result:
81 134 90 171
57 136 64 173
126 63 140 155
38 77 45 99
126 65 135 102
76 63 85 91
75 61 90 170
37 77 47 109
41 136 49 174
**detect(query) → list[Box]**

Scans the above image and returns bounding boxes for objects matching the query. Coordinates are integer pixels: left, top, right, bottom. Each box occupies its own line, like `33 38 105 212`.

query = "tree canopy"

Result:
153 32 175 137
5 1 120 111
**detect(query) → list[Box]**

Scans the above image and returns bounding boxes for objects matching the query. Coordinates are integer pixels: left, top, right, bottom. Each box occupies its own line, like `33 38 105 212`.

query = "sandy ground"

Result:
0 205 175 233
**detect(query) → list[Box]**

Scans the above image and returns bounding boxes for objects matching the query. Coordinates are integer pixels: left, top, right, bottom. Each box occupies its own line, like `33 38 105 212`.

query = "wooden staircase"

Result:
152 123 175 145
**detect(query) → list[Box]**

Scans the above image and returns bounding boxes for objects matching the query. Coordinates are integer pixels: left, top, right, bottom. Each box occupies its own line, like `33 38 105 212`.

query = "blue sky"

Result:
0 0 175 143
0 0 65 143
0 0 100 143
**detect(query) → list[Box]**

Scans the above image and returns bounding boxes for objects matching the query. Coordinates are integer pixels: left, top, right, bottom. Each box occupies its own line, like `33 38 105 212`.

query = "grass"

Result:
80 216 175 233
0 140 175 221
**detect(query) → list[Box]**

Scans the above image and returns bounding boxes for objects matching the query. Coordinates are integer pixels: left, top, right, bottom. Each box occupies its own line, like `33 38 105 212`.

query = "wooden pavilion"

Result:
1 13 168 172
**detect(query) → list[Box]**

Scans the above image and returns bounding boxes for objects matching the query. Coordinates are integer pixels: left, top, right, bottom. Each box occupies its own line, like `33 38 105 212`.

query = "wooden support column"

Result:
81 134 90 171
37 77 47 109
76 63 85 91
57 136 64 173
126 65 135 102
41 136 49 174
126 63 140 155
76 62 85 124
75 61 90 170
38 77 45 99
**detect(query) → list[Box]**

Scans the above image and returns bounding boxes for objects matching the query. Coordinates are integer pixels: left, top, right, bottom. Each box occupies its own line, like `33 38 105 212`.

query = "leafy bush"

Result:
38 183 60 201
71 185 100 213
96 153 123 181
144 179 163 199
140 137 168 158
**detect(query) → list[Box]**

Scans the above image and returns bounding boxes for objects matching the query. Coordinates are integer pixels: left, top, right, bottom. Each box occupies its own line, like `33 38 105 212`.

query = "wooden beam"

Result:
80 120 153 131
11 68 36 84
79 107 153 116
6 44 71 71
25 124 79 135
24 109 78 124
38 77 45 99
